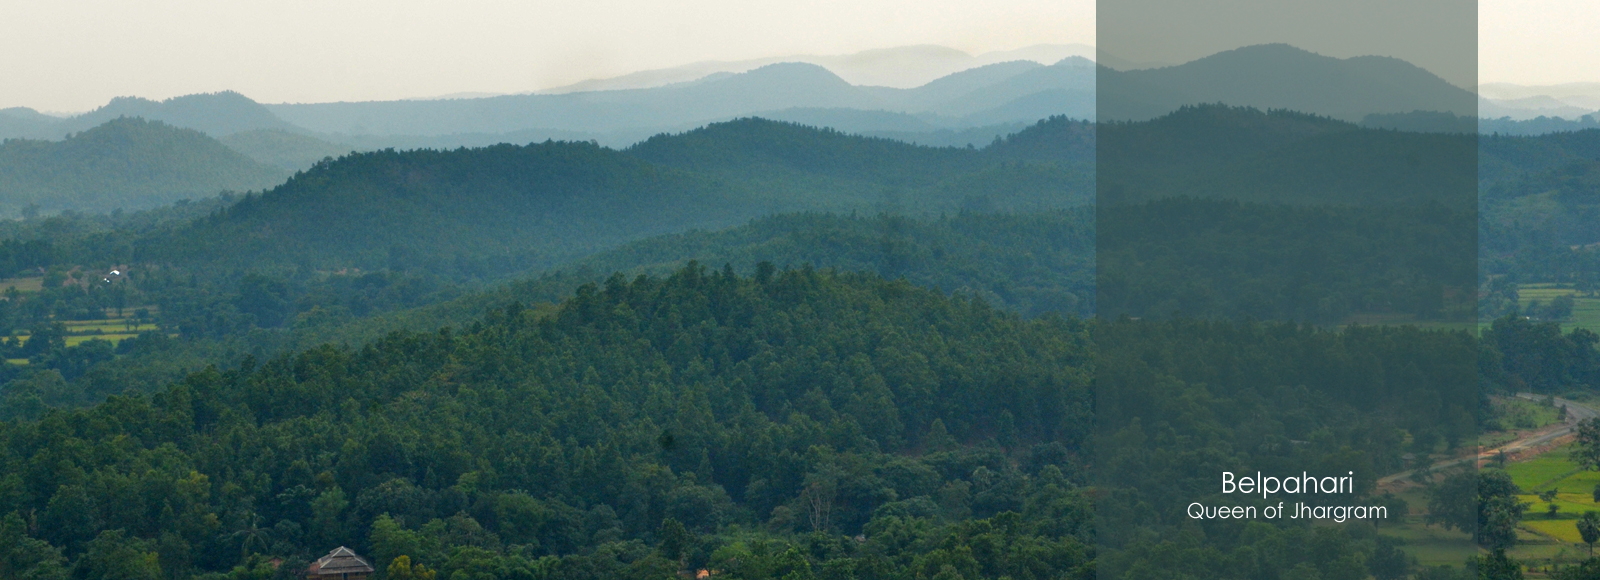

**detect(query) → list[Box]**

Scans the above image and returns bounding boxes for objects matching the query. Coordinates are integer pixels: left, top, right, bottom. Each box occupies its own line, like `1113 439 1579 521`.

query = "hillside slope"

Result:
137 141 762 275
0 117 289 215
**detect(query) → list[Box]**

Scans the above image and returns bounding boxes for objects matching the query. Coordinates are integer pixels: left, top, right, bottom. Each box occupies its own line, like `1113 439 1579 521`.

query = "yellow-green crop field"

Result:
1501 442 1600 572
3 311 167 362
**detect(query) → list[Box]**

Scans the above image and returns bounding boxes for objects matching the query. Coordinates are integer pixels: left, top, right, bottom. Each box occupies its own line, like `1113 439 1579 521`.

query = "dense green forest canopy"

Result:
1095 316 1479 579
5 106 1600 580
1098 105 1477 208
1098 198 1476 323
1478 130 1600 286
0 109 1596 420
136 141 756 276
0 117 1095 421
271 209 1095 359
0 265 1096 580
0 264 1576 580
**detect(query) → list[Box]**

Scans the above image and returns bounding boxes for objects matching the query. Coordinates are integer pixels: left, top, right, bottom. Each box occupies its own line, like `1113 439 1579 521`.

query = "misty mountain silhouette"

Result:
1099 44 1476 122
73 91 296 136
0 43 1510 172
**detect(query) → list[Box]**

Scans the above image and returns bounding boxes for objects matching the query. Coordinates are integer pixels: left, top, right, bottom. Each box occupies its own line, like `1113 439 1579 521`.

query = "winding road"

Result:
1376 394 1600 490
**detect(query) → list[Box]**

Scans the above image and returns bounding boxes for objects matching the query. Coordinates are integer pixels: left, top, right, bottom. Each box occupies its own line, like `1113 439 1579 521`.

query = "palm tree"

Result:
1577 511 1600 556
230 513 273 558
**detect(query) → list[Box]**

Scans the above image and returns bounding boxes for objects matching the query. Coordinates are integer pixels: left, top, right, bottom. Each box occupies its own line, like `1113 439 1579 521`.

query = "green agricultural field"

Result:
64 334 135 347
1519 283 1600 332
1508 448 1584 491
1518 494 1600 526
1524 513 1588 544
62 320 160 333
1547 469 1600 497
9 314 164 349
1379 521 1477 568
0 276 44 293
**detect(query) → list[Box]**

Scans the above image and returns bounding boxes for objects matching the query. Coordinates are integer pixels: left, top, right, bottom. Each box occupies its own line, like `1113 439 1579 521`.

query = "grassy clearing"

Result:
1496 397 1563 431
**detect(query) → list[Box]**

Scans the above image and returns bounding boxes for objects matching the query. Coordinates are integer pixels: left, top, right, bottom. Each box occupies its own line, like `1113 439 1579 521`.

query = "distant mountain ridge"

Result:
535 43 1096 93
261 59 1092 139
1098 44 1477 122
2 55 1094 164
7 42 1582 190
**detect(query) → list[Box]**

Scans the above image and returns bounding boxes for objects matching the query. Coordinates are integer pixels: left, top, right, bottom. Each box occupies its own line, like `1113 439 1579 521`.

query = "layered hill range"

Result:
133 116 1093 276
5 44 1580 168
0 43 1592 217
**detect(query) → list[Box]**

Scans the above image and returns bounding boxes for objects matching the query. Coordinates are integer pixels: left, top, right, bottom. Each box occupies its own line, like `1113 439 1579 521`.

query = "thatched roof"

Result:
307 546 374 576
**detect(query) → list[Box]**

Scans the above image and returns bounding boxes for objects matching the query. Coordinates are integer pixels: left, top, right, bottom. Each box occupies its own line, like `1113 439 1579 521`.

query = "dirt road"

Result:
1376 394 1599 490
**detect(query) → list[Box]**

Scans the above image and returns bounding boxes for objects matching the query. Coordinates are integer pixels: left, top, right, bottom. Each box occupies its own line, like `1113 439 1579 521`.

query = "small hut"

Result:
306 547 375 580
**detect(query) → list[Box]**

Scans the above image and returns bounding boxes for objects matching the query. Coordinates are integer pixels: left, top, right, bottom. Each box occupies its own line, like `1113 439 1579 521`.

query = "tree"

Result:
73 530 162 580
1581 418 1600 471
1549 295 1577 320
1450 470 1526 551
228 514 272 558
1544 489 1562 518
1476 550 1524 580
658 517 693 563
1582 512 1600 557
1369 535 1411 580
0 513 68 580
1426 471 1479 533
385 555 436 580
1557 557 1600 580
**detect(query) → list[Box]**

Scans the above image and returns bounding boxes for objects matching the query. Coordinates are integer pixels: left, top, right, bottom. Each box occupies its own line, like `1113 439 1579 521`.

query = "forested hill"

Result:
0 263 1537 580
136 141 757 276
625 118 984 186
285 210 1096 352
627 116 1092 178
120 118 1092 278
0 265 1096 580
0 118 289 215
982 116 1094 163
626 116 1092 212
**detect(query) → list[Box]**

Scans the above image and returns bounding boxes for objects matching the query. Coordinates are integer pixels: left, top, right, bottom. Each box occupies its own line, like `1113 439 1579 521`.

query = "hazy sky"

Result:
3 1 1597 113
0 0 1095 112
1479 0 1600 87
